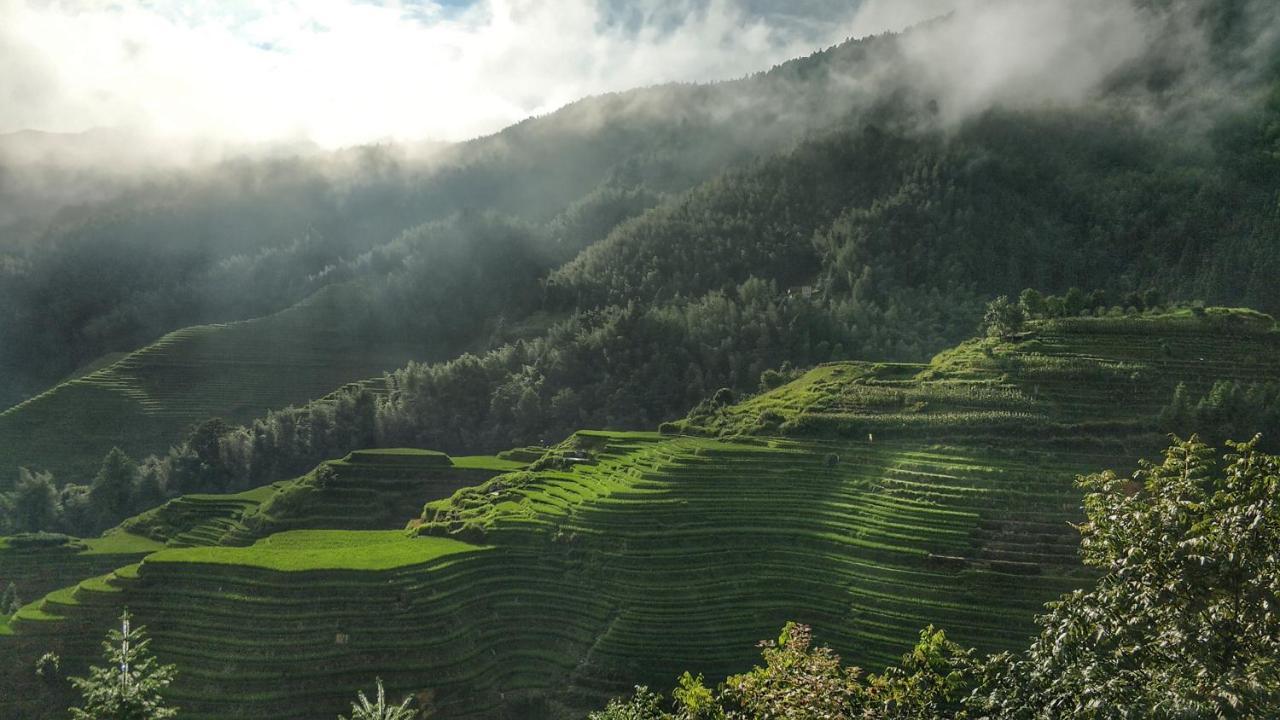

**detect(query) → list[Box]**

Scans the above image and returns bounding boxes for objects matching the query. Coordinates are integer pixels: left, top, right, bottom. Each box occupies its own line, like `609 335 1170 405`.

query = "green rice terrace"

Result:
2 308 1279 719
0 282 421 487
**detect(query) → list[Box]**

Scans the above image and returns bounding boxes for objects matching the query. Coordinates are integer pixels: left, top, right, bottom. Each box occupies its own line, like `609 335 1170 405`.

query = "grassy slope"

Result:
0 283 420 487
146 530 484 572
118 449 521 548
4 310 1279 720
0 531 162 614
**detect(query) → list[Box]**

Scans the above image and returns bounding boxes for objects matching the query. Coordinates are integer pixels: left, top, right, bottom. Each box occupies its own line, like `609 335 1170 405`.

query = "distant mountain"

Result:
1 0 1277 495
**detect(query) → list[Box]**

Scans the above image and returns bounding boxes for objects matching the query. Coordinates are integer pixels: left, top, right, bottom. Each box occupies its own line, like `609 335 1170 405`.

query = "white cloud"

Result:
897 0 1149 124
0 0 921 149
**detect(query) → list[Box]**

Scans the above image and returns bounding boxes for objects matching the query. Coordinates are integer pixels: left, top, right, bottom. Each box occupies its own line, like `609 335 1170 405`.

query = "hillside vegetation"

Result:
3 0 1279 533
1 3 1279 718
0 282 420 488
3 310 1278 719
0 29 901 411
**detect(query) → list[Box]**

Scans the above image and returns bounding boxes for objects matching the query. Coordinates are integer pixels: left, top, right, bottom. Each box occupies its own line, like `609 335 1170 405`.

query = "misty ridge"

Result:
0 0 1276 413
0 0 1270 243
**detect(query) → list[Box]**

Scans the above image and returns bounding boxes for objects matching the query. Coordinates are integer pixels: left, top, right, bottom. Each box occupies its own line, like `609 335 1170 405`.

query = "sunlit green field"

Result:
4 310 1279 719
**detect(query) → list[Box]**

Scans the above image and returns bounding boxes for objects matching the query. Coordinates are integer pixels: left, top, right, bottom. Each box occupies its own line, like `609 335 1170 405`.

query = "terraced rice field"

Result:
0 435 1106 719
3 309 1279 720
119 449 521 548
0 531 162 623
0 283 423 486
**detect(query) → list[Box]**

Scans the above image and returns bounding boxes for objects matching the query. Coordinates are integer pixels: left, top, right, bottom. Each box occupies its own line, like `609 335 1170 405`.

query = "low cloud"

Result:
2 0 1271 186
0 0 911 151
896 0 1150 123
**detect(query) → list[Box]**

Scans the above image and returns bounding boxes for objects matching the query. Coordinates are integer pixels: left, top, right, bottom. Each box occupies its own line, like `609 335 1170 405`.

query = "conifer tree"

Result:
89 447 138 528
69 610 178 720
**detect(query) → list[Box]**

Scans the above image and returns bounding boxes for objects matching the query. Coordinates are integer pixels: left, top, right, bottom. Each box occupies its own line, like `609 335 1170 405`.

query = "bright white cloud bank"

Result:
0 0 958 148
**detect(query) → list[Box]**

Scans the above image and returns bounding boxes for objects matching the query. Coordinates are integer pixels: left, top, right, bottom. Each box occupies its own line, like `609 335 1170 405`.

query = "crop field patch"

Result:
4 310 1280 719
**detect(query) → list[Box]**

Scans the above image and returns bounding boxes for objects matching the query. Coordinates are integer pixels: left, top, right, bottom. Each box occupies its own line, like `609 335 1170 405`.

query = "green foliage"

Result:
981 296 1025 339
68 610 178 720
89 447 138 530
588 435 1280 720
34 651 60 680
5 531 84 551
0 581 18 616
969 436 1280 718
594 622 974 720
339 677 414 720
148 530 480 572
588 686 666 720
8 468 58 534
866 626 972 718
672 673 723 720
0 9 1276 720
758 362 805 394
1017 289 1045 318
8 312 1280 718
1160 379 1280 450
721 622 865 719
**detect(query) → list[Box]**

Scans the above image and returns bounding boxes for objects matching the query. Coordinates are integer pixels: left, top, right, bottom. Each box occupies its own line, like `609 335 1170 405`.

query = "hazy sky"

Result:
0 0 959 148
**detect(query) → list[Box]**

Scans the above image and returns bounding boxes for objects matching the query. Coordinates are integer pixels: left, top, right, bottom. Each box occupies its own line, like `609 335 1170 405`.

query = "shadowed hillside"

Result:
0 283 418 488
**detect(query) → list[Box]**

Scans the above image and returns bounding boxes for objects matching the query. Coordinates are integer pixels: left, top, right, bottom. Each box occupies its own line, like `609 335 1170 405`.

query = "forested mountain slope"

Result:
3 0 1278 539
3 309 1278 719
0 29 902 411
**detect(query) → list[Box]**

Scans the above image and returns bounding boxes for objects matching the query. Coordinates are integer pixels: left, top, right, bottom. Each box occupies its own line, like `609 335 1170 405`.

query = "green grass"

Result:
81 531 165 555
678 308 1280 444
451 455 529 471
0 282 426 488
224 450 522 545
4 309 1280 720
116 449 523 549
146 530 485 572
184 484 281 504
349 448 449 458
57 351 129 383
0 531 163 623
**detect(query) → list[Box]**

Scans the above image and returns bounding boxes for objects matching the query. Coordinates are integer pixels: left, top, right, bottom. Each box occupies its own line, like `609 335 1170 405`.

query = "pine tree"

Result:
340 678 414 720
69 610 178 720
90 447 138 528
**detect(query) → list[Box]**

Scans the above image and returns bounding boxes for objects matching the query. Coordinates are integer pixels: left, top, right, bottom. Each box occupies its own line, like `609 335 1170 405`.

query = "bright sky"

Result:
0 0 958 148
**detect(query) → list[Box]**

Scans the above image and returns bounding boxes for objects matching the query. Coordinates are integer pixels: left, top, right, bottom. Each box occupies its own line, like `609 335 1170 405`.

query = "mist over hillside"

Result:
3 0 1276 408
